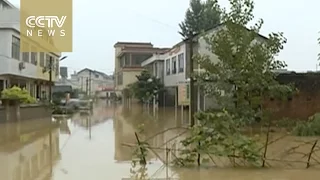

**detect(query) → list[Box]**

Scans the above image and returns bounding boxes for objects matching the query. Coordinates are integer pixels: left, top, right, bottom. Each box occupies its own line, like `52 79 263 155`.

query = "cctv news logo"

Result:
25 16 67 37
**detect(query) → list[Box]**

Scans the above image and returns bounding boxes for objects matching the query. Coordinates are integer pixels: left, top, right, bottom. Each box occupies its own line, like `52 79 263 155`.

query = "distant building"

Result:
113 42 169 97
56 68 114 97
141 24 268 108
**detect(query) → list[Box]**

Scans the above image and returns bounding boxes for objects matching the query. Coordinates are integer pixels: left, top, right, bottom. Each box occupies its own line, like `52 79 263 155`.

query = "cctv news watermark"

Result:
25 16 67 37
20 0 73 52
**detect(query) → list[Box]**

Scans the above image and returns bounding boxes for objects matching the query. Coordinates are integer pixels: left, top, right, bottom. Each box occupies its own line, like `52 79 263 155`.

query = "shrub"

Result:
292 113 320 136
1 86 37 104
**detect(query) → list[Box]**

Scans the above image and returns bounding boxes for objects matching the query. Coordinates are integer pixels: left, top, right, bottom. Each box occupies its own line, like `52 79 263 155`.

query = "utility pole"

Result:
47 55 67 103
81 77 83 92
89 70 92 97
85 77 89 96
49 56 53 103
189 37 195 126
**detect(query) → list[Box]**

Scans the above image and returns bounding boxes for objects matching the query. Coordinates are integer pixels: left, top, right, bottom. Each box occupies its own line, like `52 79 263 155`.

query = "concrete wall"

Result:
123 70 142 88
264 73 320 120
0 103 52 123
264 92 320 120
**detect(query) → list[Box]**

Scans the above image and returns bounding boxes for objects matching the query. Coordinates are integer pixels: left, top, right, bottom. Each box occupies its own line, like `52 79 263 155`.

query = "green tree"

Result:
179 0 221 38
198 0 293 124
128 70 164 103
176 0 294 167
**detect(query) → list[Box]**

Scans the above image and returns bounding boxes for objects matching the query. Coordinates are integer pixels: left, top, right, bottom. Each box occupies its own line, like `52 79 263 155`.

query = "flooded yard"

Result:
1 101 320 179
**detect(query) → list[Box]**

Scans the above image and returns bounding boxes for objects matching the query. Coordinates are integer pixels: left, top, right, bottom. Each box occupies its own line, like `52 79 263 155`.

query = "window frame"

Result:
22 41 30 63
30 46 38 65
178 53 184 73
172 56 177 74
165 59 170 75
40 52 45 67
11 36 20 60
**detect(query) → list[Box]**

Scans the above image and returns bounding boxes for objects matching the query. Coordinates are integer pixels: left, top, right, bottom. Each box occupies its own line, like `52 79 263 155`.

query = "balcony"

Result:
141 54 167 67
0 55 37 79
119 53 153 70
116 46 165 58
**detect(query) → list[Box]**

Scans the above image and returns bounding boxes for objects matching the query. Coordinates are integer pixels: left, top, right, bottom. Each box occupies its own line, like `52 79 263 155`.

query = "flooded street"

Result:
1 101 320 180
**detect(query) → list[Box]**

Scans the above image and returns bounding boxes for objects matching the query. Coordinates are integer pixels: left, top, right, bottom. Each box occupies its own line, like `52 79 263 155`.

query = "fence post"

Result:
306 140 318 168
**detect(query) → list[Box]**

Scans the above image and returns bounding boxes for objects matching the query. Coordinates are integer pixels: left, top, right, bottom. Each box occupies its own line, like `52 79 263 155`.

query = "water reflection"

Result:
3 102 320 180
116 105 320 179
0 119 59 180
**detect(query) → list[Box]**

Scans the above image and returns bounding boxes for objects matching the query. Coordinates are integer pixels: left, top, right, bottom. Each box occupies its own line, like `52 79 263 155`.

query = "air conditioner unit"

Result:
18 62 25 70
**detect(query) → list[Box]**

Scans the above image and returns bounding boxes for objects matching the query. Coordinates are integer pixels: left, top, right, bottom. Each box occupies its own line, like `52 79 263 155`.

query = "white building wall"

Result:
163 43 187 87
0 9 39 79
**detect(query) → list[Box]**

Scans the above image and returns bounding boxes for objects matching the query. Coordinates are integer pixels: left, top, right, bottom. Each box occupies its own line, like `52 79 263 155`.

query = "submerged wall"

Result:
0 100 52 123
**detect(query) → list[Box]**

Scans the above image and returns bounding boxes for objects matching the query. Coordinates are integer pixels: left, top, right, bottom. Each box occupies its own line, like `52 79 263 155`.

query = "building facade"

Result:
141 53 167 83
140 25 266 109
114 42 169 97
0 6 61 100
56 68 114 97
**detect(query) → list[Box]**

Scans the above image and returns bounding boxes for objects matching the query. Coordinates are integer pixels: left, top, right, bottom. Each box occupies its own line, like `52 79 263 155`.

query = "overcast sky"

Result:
9 0 320 75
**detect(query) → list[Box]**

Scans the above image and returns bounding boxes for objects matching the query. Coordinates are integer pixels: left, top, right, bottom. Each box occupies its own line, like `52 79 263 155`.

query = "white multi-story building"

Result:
56 68 114 97
0 1 61 99
142 24 267 109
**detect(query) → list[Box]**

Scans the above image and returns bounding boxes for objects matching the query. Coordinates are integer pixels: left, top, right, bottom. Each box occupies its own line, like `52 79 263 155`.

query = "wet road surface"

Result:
1 101 320 180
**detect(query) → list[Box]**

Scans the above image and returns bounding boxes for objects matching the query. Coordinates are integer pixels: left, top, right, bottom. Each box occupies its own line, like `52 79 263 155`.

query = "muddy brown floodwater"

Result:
1 100 320 180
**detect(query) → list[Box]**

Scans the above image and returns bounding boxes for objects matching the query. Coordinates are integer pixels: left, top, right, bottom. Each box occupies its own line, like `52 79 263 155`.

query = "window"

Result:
95 74 99 78
166 59 170 75
55 59 59 76
40 52 45 67
22 52 29 62
31 46 37 65
125 54 130 66
119 56 124 68
46 54 50 68
186 84 190 99
178 53 184 73
0 80 3 92
22 42 30 62
154 62 158 77
11 36 20 60
131 54 150 65
172 56 177 74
